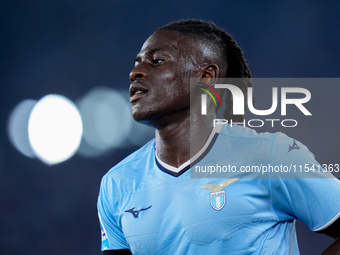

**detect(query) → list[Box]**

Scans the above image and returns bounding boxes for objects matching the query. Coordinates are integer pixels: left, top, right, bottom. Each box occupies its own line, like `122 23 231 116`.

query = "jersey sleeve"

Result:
269 133 340 231
97 174 130 251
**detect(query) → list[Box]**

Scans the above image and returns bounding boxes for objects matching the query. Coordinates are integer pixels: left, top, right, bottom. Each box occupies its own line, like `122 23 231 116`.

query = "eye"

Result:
152 58 164 65
134 57 141 67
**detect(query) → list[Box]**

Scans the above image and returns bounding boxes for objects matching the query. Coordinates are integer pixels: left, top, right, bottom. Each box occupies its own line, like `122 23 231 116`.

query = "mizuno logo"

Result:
288 139 300 153
124 205 152 218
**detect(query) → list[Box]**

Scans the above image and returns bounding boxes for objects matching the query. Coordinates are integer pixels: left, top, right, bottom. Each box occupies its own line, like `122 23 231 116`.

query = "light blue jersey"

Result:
97 125 340 254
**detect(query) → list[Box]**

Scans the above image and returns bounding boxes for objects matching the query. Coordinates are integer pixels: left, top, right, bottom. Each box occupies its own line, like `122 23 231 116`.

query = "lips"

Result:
129 83 148 102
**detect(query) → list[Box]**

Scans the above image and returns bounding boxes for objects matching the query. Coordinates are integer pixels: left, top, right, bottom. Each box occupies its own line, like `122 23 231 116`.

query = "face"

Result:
129 30 201 128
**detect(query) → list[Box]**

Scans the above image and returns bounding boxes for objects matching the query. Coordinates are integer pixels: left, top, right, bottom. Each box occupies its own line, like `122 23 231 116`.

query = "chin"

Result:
132 109 155 126
133 116 157 129
132 109 167 129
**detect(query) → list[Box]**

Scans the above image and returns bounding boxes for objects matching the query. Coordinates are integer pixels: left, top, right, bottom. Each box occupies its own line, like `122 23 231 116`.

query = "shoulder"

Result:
221 124 312 154
220 124 279 141
269 131 317 167
218 124 281 155
101 139 156 185
219 125 317 168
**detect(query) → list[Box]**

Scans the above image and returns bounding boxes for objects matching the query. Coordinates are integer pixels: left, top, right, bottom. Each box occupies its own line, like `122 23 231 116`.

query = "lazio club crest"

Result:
210 190 226 210
200 178 239 211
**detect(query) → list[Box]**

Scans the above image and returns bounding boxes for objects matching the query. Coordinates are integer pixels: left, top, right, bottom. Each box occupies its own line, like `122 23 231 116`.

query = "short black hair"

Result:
158 19 252 121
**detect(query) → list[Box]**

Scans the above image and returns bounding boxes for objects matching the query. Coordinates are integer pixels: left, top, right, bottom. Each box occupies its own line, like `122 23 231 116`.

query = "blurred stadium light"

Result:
77 87 133 157
7 87 155 164
7 99 38 158
28 94 83 165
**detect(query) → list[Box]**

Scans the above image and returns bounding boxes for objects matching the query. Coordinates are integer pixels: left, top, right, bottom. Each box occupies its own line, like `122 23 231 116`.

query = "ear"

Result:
200 64 219 85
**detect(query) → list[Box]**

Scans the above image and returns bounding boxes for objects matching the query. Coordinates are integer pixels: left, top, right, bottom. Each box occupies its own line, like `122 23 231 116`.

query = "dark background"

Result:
1 1 339 254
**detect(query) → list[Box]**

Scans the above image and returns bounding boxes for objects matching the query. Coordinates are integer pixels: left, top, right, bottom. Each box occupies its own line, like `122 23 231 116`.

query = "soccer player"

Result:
97 19 340 254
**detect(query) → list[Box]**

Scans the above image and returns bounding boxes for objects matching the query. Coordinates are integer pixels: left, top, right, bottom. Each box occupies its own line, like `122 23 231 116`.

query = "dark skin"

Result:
129 30 220 167
103 30 340 254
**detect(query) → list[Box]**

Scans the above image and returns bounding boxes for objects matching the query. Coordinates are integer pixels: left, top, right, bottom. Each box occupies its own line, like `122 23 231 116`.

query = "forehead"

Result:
136 30 220 69
137 30 189 58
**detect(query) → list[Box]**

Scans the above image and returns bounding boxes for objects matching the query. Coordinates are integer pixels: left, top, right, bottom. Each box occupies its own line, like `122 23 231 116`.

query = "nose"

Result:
129 66 147 82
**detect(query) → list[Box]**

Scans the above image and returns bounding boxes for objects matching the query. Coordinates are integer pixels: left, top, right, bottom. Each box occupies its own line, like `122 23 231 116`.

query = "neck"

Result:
155 109 215 168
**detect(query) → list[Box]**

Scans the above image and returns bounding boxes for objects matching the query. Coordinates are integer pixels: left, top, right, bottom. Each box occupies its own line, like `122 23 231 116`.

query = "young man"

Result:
98 20 340 254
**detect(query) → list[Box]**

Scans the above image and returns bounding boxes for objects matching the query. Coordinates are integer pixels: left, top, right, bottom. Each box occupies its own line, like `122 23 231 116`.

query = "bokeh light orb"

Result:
7 99 37 158
28 94 83 165
77 87 132 157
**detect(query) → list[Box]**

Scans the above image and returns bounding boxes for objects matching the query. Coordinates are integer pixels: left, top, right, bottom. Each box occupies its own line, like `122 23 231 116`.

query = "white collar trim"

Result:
155 124 223 174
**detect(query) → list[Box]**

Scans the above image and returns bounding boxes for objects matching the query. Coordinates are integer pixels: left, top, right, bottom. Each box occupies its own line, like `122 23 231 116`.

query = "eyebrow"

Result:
134 48 165 63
